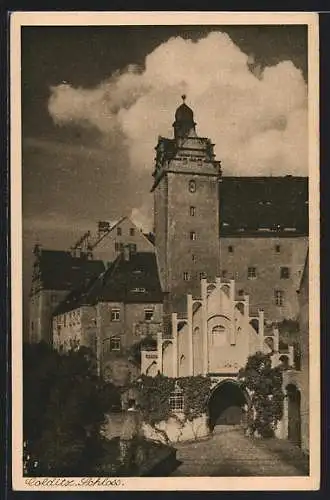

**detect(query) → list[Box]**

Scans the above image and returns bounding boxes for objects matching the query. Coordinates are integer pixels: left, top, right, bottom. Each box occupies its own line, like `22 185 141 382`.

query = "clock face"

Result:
189 180 196 192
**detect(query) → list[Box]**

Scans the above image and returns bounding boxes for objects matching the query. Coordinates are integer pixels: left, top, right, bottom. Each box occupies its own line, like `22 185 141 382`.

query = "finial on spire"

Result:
181 94 186 103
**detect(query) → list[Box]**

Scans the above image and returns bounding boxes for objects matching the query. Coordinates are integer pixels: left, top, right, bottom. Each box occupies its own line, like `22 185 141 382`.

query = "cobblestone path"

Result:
171 426 309 476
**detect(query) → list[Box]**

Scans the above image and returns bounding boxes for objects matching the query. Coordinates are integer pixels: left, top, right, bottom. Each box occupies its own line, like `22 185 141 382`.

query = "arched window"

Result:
193 326 200 336
211 325 227 346
264 336 274 351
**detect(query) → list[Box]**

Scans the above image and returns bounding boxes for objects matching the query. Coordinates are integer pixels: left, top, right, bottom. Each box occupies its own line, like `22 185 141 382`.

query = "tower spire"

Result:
173 96 196 139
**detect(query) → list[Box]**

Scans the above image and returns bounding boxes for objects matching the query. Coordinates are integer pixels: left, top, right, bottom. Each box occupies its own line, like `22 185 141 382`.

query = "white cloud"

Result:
130 206 153 233
48 31 308 179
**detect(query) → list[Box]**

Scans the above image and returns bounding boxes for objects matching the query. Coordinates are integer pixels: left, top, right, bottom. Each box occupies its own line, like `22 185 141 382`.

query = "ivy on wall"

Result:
131 374 212 425
238 351 284 438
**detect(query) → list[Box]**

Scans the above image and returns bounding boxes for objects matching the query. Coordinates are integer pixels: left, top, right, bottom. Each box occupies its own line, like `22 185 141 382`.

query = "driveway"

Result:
171 426 309 476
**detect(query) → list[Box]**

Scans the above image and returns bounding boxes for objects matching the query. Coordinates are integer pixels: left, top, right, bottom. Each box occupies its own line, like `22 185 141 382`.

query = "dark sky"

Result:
21 24 308 326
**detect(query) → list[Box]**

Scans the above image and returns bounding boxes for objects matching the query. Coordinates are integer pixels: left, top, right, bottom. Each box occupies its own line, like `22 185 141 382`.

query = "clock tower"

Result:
152 97 222 314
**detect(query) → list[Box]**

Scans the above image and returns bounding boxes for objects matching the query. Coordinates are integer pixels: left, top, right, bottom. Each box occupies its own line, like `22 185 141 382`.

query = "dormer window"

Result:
189 180 196 193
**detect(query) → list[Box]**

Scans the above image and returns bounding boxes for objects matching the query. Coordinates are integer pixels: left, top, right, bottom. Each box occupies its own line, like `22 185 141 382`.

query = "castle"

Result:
28 97 309 450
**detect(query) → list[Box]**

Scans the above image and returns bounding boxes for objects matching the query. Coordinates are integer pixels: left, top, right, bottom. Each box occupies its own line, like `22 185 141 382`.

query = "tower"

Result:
151 96 222 314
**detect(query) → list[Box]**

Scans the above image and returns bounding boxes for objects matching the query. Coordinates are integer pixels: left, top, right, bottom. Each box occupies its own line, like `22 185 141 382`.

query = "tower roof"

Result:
175 95 194 123
173 95 196 139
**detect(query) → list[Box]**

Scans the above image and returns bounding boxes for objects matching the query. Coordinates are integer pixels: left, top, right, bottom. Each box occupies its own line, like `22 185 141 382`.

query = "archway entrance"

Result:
287 384 301 447
208 380 248 431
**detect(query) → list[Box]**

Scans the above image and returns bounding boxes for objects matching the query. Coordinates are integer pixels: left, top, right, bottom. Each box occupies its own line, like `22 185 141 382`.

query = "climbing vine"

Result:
238 351 284 438
131 374 211 425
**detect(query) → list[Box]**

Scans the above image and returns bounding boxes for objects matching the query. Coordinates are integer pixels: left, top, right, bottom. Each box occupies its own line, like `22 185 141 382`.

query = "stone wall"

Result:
219 236 308 321
142 413 210 444
166 172 220 313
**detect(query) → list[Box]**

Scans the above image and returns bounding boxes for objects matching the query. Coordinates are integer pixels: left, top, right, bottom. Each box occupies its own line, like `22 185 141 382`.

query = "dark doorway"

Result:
287 384 301 447
208 380 247 430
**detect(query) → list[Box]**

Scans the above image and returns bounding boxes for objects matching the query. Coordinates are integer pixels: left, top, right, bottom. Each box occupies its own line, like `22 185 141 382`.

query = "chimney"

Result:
97 220 111 238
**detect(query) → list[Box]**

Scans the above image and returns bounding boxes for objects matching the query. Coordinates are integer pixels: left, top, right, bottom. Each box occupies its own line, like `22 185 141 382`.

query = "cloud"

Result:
48 31 308 182
130 206 153 233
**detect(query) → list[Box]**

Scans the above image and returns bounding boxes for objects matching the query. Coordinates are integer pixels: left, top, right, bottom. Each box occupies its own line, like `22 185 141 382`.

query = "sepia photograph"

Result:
11 11 319 491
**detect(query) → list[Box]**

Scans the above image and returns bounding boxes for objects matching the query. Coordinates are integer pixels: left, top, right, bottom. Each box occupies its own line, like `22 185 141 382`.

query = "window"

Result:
169 385 184 412
117 227 122 236
275 290 284 306
212 325 226 346
130 228 135 236
247 267 257 279
189 180 196 193
192 254 196 263
228 245 234 253
115 242 124 252
280 267 290 279
110 337 121 351
144 308 154 321
190 231 196 241
190 206 196 216
111 308 120 321
183 272 190 281
238 289 245 296
199 272 206 280
275 244 281 253
129 243 137 253
221 270 228 278
211 325 227 346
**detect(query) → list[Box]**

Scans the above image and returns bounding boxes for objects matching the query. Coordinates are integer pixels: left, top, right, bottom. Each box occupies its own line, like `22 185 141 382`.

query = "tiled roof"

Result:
220 176 308 236
53 251 163 315
35 249 105 291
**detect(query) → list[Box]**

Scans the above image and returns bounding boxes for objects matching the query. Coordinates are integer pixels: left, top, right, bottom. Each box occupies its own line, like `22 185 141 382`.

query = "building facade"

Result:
151 99 308 324
52 250 163 376
141 276 293 380
28 217 154 345
89 217 155 265
28 244 105 344
280 251 309 453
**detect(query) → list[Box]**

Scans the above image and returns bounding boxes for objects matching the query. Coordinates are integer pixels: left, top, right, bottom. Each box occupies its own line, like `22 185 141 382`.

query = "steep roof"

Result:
90 216 154 250
220 176 308 236
34 249 105 291
54 251 163 315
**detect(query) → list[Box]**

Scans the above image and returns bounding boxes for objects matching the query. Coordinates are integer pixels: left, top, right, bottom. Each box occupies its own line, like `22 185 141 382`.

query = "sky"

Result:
21 24 308 321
